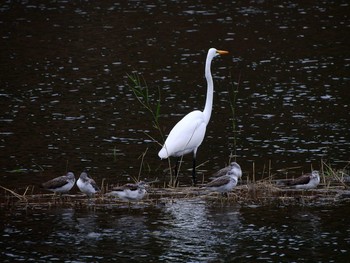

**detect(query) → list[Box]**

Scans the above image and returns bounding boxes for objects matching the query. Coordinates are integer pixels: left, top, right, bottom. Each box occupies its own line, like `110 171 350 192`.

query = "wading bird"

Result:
205 162 242 196
209 161 240 180
288 170 320 189
40 172 75 194
158 48 229 186
77 171 100 197
107 181 148 202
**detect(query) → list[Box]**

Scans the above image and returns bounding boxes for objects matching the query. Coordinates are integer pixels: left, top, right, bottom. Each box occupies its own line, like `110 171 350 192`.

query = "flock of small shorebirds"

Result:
39 162 321 202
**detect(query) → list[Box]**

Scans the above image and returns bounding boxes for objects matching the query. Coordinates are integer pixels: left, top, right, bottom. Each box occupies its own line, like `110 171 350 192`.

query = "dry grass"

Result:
1 160 349 210
1 181 349 211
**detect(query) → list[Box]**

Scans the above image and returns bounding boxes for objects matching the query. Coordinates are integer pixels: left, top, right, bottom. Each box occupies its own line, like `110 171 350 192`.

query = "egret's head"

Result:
208 48 229 58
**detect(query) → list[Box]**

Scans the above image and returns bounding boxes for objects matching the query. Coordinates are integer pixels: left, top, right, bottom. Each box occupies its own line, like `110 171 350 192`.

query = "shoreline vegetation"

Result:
1 161 349 210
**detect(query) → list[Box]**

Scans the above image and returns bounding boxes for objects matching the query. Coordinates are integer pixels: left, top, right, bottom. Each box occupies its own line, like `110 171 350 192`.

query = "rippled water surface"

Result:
1 0 349 185
1 200 350 262
0 0 349 261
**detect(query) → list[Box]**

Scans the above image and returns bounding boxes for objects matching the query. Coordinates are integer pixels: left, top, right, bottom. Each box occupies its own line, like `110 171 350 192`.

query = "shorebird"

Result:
204 162 242 196
107 181 148 201
40 172 75 194
209 162 241 180
288 170 320 189
77 171 100 197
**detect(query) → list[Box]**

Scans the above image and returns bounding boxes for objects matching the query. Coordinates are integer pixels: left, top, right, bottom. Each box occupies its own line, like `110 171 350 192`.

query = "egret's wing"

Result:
160 111 206 157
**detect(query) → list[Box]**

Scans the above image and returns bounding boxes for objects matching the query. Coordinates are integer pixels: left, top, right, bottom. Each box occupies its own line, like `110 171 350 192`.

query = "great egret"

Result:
158 48 229 185
287 170 320 189
77 171 100 197
40 172 75 194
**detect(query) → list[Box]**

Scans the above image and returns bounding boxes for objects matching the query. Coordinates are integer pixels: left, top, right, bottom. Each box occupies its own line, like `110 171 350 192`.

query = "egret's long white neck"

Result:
203 52 215 124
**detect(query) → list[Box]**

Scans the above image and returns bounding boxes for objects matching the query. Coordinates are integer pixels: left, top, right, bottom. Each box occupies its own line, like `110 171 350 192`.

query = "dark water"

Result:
1 200 350 262
0 0 349 186
0 0 349 261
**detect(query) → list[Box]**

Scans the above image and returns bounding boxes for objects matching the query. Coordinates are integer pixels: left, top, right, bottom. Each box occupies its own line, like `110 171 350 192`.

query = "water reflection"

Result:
1 202 349 262
159 199 240 261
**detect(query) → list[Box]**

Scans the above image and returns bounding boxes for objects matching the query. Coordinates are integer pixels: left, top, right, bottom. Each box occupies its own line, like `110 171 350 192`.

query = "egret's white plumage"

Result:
158 48 229 185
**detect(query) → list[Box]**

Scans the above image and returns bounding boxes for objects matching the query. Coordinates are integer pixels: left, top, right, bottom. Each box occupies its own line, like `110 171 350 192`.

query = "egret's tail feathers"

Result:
158 147 168 159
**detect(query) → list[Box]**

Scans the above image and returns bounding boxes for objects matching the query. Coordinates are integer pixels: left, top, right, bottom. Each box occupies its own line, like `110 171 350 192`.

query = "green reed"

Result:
227 71 241 163
127 72 178 187
127 72 164 142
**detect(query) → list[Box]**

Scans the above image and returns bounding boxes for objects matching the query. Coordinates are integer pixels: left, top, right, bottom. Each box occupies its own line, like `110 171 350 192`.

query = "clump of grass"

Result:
127 72 177 187
321 160 349 188
227 71 241 163
127 72 163 142
0 185 27 201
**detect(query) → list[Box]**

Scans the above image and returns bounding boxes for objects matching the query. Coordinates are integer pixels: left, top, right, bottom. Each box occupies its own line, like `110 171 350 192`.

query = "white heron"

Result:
158 48 229 185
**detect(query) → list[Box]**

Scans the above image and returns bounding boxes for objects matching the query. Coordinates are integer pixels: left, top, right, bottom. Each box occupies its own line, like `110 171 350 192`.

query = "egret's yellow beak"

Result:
217 50 229 55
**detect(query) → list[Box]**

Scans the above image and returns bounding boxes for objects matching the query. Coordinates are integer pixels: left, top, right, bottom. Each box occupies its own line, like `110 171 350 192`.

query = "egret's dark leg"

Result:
192 155 197 186
173 158 180 186
174 157 180 177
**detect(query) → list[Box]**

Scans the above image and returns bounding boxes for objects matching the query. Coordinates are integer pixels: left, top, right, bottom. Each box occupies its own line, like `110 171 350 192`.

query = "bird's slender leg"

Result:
222 192 229 198
174 157 180 177
174 157 180 186
192 154 197 186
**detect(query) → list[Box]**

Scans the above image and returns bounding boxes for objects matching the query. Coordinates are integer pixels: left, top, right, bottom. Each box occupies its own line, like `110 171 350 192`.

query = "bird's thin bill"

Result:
217 50 229 55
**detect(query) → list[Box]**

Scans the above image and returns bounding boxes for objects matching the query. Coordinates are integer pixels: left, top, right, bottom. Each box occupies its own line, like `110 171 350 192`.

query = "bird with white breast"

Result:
77 171 100 198
158 48 229 186
40 172 76 194
204 162 242 196
107 181 148 202
288 170 320 189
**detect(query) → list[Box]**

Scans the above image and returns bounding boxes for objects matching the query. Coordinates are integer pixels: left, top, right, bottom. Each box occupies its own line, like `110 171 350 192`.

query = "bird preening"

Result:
158 48 229 186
